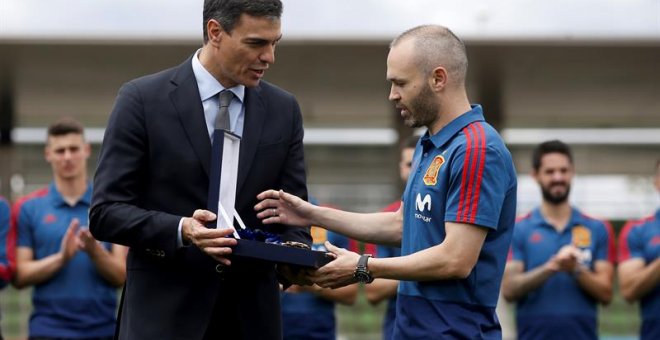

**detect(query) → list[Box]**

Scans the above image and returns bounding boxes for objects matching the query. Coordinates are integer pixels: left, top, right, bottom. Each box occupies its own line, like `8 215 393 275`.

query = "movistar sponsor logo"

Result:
414 193 432 223
416 193 431 212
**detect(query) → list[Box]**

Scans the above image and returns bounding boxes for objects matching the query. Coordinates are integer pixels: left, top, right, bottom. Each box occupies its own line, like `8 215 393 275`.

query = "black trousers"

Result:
203 291 243 340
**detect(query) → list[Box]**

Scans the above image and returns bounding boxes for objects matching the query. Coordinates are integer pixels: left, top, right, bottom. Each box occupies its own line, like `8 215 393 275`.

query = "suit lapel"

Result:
169 59 212 177
237 86 266 192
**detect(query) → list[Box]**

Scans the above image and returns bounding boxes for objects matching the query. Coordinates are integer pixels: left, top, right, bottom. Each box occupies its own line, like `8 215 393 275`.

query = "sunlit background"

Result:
1 1 659 339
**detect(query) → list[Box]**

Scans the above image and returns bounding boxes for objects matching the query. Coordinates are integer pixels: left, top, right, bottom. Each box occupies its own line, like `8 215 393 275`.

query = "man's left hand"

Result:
312 241 361 289
277 264 315 286
78 228 104 256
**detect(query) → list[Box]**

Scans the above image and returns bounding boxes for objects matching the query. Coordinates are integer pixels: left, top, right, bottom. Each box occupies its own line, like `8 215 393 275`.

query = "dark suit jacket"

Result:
90 57 310 340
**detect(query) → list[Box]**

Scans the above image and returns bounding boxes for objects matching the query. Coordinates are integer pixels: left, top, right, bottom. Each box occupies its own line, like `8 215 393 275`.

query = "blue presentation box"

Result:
207 130 333 268
233 239 334 268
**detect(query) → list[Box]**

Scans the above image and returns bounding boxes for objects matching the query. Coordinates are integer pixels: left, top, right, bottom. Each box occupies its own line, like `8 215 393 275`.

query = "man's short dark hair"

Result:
531 140 573 171
47 117 84 138
391 25 468 87
203 0 283 43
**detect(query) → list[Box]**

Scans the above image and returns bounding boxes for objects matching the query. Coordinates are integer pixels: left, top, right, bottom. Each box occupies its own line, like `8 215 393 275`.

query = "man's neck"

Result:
428 91 471 136
540 201 572 233
54 176 87 206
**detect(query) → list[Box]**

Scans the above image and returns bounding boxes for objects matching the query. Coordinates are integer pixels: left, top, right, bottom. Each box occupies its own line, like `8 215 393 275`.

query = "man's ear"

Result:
83 142 92 159
206 19 224 45
429 66 448 91
44 145 51 163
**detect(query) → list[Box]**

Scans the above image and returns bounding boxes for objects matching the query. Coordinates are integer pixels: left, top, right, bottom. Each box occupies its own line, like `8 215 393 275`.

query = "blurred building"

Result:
1 0 659 218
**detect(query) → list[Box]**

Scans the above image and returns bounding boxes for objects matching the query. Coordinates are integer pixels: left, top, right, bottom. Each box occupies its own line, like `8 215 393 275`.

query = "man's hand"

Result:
182 209 237 266
553 244 581 272
255 190 315 227
78 228 103 256
278 264 315 286
60 218 81 262
312 242 361 289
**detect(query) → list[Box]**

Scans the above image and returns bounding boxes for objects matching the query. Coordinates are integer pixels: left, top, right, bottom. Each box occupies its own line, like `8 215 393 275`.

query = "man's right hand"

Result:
254 189 315 227
60 218 81 262
181 209 237 266
548 244 580 272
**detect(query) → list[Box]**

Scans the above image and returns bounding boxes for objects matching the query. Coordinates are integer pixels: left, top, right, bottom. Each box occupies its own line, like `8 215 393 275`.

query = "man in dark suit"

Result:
90 1 310 339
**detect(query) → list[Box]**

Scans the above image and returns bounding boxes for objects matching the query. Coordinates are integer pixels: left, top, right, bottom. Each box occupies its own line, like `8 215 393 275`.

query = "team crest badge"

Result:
423 156 445 186
572 226 592 248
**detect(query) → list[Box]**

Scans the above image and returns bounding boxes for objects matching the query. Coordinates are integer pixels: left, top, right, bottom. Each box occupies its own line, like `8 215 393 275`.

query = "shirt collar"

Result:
531 207 584 231
528 208 544 225
421 105 485 150
191 49 245 103
49 182 92 207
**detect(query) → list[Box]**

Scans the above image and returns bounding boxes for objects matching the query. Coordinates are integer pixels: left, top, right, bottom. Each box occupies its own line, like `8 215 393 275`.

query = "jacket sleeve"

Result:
90 82 181 257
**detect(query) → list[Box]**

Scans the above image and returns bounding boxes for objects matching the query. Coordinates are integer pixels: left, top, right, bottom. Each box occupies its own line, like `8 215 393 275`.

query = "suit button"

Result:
215 264 225 274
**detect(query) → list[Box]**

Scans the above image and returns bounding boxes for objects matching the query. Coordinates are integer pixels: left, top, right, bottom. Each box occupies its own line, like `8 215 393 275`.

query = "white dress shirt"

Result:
178 50 247 247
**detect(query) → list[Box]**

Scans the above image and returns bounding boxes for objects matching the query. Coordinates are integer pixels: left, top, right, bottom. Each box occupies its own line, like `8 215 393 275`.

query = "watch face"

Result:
354 270 373 283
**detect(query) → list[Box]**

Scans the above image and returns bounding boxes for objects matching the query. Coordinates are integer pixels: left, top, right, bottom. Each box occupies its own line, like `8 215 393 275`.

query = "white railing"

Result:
11 127 660 146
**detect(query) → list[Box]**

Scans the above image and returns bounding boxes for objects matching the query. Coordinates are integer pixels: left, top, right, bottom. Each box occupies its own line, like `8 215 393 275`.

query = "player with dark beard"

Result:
502 140 615 340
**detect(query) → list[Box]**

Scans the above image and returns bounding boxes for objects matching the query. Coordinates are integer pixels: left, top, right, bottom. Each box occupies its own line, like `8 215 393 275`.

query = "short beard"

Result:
404 85 438 129
541 184 570 205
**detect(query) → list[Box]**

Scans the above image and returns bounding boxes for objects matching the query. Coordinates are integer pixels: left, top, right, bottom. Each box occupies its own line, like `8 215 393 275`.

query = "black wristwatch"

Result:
354 254 374 284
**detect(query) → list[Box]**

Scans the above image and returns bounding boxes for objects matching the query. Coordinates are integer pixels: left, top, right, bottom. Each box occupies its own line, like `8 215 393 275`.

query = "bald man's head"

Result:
391 25 468 88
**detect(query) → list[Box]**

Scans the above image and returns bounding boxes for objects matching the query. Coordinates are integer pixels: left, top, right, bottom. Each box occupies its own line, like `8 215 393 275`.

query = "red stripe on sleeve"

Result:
515 212 532 223
347 239 360 253
363 242 378 255
462 124 480 221
457 126 474 220
4 188 49 282
461 123 483 222
468 123 487 223
0 198 15 283
602 220 616 264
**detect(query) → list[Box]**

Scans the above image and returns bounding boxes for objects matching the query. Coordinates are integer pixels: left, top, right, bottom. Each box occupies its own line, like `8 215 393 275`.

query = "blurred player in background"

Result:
12 118 126 339
617 159 660 340
502 140 615 340
0 196 15 340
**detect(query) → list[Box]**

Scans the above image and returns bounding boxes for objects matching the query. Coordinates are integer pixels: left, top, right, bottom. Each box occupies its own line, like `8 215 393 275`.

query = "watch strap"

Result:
358 254 372 268
355 254 374 283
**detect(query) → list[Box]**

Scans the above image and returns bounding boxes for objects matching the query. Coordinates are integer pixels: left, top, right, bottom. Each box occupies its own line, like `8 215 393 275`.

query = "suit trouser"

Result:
203 291 243 340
